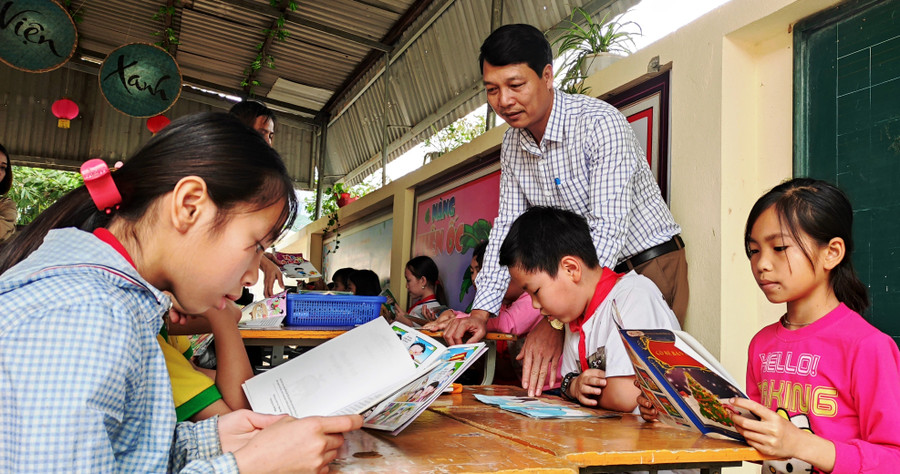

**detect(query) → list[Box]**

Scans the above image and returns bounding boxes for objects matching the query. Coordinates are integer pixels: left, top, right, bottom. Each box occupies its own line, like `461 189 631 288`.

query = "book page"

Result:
363 343 487 435
390 322 446 368
242 318 417 418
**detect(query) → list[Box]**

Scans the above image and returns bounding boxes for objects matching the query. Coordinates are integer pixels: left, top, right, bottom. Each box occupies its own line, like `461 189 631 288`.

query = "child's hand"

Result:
636 391 659 422
569 368 607 406
729 397 834 470
223 410 363 473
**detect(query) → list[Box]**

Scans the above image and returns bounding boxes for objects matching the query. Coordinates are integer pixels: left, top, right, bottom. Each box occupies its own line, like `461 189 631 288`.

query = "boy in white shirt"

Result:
499 206 681 412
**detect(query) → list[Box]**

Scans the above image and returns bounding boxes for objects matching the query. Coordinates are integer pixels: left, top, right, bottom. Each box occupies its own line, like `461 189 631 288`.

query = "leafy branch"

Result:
242 1 297 93
152 1 181 55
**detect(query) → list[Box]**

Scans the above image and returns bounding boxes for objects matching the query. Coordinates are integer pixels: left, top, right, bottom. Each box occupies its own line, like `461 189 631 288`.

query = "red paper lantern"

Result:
146 115 171 134
51 98 79 129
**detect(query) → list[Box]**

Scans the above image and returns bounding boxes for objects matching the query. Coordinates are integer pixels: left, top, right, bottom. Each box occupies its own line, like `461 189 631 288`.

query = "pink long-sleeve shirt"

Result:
746 303 900 473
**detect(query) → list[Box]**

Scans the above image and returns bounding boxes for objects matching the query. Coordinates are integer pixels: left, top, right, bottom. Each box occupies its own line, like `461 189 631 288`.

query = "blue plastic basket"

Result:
285 293 386 327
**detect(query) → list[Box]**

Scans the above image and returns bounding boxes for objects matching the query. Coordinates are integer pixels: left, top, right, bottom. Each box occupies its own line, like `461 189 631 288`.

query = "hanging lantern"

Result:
146 115 171 134
51 98 79 129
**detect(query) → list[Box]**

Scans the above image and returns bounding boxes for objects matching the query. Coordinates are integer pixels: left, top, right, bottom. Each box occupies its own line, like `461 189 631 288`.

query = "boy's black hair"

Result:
331 267 356 287
499 206 599 277
473 240 488 266
349 269 381 296
479 24 552 77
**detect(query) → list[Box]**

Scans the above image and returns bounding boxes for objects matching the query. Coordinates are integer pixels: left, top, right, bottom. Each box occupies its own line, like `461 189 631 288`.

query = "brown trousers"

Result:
629 247 689 326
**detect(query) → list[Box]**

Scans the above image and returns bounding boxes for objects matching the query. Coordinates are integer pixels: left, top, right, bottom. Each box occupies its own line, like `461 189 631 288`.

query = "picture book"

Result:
242 318 487 435
474 395 616 419
380 287 398 319
272 252 322 279
612 303 753 441
240 291 287 327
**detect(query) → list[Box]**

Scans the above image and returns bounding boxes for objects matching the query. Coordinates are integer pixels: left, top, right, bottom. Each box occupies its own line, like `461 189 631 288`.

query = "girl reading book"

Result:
640 178 900 473
393 256 445 327
0 113 361 472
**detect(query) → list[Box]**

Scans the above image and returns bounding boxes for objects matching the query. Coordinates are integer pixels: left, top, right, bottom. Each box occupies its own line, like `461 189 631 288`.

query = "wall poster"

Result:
412 166 501 312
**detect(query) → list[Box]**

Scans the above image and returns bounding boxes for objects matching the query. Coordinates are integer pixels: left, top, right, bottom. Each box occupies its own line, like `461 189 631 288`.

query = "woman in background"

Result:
0 144 16 245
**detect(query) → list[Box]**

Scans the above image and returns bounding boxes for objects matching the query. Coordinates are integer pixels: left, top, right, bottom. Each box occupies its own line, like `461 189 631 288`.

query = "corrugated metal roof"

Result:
325 0 638 186
1 0 635 190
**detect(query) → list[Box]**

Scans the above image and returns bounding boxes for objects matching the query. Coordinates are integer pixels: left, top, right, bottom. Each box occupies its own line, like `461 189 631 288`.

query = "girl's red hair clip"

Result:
81 159 122 214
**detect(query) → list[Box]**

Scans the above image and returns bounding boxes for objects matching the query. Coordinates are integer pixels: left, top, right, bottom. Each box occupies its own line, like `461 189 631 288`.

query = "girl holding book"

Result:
393 256 445 327
0 113 361 472
640 178 900 473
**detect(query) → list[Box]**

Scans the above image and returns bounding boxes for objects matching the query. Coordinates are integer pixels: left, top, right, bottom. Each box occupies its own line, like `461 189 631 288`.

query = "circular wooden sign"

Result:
0 0 78 72
99 43 182 118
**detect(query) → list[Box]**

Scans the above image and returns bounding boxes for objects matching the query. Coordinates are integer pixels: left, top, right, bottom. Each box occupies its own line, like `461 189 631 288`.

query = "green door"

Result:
795 0 900 345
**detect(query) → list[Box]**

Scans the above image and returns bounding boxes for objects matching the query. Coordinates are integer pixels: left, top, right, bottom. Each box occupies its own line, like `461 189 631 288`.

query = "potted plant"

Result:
553 8 641 91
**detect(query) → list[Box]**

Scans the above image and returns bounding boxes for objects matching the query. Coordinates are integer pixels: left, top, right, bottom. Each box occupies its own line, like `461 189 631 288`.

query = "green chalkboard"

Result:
795 0 900 345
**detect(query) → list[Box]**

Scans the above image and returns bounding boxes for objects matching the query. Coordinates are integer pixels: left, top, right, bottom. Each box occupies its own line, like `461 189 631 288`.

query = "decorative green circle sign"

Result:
99 43 182 118
0 0 77 72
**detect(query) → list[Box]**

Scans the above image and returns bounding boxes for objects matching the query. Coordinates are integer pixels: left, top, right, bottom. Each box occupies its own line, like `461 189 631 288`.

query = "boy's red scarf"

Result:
566 267 622 372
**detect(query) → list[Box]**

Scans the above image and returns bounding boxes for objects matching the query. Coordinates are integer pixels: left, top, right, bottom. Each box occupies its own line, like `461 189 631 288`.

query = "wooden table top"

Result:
239 326 517 342
428 385 772 469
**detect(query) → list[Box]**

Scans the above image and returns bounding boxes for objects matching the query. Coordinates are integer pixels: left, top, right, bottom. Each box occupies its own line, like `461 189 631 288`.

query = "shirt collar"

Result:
93 228 136 268
514 89 566 149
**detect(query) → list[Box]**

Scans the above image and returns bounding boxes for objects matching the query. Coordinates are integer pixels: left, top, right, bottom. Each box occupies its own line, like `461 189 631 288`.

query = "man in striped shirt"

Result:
442 24 688 397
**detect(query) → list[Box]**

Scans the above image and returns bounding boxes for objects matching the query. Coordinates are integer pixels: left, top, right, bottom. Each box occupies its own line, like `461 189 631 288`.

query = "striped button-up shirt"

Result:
0 228 237 473
473 90 680 315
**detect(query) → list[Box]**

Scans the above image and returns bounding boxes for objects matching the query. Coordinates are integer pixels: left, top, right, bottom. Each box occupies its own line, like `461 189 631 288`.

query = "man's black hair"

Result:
479 24 553 77
499 206 599 277
229 100 277 128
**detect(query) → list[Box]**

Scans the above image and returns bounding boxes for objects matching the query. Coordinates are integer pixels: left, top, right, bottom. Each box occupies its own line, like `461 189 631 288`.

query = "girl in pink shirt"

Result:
735 179 900 473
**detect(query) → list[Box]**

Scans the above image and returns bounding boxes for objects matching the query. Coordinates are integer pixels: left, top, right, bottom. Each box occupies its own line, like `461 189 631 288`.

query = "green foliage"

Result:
457 218 493 302
63 0 84 23
553 8 641 94
300 180 377 255
425 115 486 158
9 167 83 225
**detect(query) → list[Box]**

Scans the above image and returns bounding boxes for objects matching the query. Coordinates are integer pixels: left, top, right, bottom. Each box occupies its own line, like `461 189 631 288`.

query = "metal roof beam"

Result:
216 0 391 52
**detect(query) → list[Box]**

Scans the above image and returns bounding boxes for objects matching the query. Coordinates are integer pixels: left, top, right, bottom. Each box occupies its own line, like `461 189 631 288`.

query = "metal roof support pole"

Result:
314 121 328 220
381 51 392 187
484 0 503 131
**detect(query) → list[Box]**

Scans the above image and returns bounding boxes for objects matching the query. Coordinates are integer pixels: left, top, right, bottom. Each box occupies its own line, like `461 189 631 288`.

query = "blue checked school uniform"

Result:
0 228 237 473
473 90 681 315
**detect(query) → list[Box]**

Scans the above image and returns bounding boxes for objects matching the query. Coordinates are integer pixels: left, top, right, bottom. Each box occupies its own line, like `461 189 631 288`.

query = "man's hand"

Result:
422 310 456 331
516 318 563 396
443 309 489 345
223 410 363 474
569 369 607 406
259 254 284 298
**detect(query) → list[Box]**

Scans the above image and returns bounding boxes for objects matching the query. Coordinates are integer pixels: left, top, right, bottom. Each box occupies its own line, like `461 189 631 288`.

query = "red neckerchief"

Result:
408 294 437 313
93 228 136 268
567 267 622 371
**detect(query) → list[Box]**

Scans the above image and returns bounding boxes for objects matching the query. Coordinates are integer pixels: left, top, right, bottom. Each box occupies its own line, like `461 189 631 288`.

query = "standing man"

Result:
229 100 282 298
441 24 687 396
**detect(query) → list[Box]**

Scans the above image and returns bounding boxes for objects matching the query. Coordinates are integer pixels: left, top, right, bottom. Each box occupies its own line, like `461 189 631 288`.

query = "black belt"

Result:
614 235 684 273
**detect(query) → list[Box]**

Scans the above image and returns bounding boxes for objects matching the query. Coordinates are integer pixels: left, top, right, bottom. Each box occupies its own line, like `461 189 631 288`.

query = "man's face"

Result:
483 61 554 140
252 116 275 146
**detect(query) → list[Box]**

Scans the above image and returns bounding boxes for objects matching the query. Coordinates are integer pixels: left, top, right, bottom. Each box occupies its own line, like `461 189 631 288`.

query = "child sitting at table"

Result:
348 268 382 296
0 113 361 472
330 266 356 291
161 295 253 422
424 241 561 390
498 206 680 412
393 256 446 327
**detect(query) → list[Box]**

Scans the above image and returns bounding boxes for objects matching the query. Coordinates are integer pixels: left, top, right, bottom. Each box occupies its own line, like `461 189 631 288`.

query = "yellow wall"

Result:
286 0 842 392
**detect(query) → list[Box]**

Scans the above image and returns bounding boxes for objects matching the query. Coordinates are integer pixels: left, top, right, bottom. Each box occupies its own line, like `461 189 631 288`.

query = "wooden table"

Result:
240 327 516 385
333 385 773 473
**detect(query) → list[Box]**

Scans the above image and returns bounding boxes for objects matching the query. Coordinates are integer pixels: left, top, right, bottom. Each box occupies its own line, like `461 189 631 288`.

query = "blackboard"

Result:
795 0 900 344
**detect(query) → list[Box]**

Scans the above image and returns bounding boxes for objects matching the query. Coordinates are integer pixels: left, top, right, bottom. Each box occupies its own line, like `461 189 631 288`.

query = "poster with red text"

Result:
413 171 500 312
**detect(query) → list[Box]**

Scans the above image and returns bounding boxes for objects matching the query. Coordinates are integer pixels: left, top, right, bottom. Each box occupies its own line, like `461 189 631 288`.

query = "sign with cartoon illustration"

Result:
99 43 182 117
413 169 500 311
0 0 77 72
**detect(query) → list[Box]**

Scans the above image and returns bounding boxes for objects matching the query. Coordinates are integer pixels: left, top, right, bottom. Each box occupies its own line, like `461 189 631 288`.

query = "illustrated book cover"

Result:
613 304 753 441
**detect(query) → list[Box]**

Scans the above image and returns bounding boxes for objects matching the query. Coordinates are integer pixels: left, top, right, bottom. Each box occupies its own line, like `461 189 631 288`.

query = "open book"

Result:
242 318 487 435
613 304 753 441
